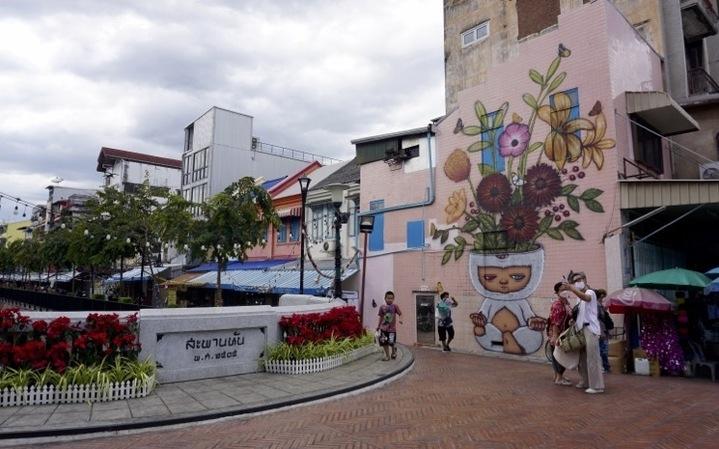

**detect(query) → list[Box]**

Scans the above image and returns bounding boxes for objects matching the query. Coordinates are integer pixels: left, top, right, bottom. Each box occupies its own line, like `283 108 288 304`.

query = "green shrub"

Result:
266 331 374 362
117 297 133 304
92 294 105 300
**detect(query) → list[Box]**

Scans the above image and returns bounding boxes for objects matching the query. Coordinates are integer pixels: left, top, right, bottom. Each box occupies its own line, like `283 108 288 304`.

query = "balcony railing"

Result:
254 141 342 166
688 67 719 96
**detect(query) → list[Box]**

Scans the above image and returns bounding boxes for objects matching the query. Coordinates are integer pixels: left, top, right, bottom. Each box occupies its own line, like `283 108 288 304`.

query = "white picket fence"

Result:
265 344 378 375
0 374 156 407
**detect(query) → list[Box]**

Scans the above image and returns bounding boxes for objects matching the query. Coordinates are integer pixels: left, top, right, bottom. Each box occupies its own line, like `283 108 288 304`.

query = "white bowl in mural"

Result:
468 246 544 301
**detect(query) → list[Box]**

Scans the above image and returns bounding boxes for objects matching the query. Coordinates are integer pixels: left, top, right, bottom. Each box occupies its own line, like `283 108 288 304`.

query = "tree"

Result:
189 177 279 307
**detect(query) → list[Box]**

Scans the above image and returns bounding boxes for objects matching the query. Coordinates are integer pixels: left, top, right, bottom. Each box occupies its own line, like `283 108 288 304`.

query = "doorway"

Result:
416 294 436 346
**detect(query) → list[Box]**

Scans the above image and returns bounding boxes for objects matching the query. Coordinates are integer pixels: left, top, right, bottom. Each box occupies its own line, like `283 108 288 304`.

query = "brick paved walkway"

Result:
10 348 719 449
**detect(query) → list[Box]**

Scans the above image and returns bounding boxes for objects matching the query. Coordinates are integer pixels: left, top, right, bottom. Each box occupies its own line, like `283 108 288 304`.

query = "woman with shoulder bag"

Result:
564 272 605 394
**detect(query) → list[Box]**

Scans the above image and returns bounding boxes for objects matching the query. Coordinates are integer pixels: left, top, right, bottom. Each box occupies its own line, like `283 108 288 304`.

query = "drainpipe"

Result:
357 123 436 219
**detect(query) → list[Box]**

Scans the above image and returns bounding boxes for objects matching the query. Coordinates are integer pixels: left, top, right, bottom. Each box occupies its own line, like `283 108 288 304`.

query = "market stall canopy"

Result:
188 258 294 273
629 267 711 290
705 278 719 295
705 267 719 280
606 287 672 313
161 272 206 288
625 91 699 136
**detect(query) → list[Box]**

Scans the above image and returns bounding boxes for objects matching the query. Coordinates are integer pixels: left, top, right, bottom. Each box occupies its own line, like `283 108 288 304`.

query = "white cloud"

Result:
0 0 444 222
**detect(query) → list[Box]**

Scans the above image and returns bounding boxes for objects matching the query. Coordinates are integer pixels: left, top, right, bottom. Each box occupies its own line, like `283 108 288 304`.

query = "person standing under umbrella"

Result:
564 271 604 394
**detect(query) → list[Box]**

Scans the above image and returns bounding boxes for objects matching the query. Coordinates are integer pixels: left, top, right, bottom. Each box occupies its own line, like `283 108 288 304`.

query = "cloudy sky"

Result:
0 0 444 222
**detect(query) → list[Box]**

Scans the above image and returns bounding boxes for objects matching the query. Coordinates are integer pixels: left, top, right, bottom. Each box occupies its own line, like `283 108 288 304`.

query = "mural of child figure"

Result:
468 250 547 355
376 291 403 361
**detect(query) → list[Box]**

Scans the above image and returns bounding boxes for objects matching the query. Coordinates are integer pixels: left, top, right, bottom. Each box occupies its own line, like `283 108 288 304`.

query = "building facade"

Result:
360 0 718 359
181 107 341 209
96 147 182 194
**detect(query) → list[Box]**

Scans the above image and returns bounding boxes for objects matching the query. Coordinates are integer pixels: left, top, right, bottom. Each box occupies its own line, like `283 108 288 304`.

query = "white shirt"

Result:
575 289 600 336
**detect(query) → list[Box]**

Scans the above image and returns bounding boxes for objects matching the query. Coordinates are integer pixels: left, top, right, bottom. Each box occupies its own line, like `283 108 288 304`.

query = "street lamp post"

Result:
325 184 349 300
298 176 311 294
358 215 375 326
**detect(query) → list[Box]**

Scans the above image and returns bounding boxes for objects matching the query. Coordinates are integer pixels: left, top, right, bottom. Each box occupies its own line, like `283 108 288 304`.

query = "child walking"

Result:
377 291 402 361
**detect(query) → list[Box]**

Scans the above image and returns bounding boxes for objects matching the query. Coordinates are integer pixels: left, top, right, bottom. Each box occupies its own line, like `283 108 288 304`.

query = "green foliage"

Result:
265 332 375 362
0 357 155 391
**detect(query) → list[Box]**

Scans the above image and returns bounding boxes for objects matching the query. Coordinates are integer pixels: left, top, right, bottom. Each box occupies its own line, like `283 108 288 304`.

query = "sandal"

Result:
382 356 390 361
391 350 397 359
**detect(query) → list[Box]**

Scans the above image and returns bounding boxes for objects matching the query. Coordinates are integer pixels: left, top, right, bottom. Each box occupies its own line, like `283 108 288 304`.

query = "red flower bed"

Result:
0 308 140 372
278 306 363 346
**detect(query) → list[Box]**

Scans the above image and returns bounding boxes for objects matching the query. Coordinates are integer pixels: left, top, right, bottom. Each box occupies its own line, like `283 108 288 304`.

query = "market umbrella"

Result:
606 287 673 313
705 267 719 280
628 268 711 290
705 278 719 295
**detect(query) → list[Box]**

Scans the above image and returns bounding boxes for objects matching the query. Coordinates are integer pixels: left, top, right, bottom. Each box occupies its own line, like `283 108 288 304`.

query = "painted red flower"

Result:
476 173 512 213
523 163 562 208
500 206 540 243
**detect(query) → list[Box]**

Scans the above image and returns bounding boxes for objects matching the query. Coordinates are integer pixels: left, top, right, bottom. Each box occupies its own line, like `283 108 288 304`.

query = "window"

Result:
277 218 300 244
182 155 192 185
633 121 663 174
481 110 505 172
311 203 333 242
192 148 208 182
184 124 194 153
406 220 425 249
461 21 489 48
368 200 384 251
289 217 300 242
550 88 580 121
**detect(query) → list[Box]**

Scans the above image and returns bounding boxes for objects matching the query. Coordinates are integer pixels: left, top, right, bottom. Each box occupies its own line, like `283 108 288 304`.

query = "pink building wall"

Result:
361 0 664 359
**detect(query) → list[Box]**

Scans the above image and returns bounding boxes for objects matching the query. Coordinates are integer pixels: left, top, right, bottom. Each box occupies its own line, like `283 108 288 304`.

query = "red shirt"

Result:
549 299 570 335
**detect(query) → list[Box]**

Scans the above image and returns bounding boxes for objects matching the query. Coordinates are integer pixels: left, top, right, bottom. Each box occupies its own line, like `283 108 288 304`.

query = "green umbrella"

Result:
629 267 711 290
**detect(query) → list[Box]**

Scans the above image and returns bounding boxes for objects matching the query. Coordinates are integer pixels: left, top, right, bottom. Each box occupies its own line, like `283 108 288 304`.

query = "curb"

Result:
0 347 414 443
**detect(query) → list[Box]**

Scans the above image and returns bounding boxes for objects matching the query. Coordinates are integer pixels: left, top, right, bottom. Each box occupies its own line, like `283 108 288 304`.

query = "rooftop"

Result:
350 126 431 145
96 147 183 172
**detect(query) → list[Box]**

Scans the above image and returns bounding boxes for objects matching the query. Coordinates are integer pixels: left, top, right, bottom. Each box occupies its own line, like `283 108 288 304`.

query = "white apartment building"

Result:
181 107 341 206
96 147 182 194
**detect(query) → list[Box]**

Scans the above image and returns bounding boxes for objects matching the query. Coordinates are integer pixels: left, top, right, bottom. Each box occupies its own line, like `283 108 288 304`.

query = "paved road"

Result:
15 348 719 448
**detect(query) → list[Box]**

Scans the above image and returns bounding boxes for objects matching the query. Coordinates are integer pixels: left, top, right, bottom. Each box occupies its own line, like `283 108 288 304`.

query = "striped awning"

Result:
277 207 302 218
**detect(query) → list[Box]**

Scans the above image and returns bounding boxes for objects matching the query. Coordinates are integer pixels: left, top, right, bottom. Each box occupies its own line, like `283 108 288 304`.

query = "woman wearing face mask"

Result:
548 281 573 385
564 272 604 394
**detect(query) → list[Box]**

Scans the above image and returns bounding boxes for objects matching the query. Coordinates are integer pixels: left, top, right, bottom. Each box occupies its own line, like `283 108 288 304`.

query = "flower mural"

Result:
432 46 616 356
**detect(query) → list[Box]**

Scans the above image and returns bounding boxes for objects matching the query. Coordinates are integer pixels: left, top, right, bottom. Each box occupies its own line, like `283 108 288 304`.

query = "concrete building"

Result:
181 107 341 209
358 0 719 360
0 219 33 245
444 0 719 179
43 186 98 232
96 147 182 194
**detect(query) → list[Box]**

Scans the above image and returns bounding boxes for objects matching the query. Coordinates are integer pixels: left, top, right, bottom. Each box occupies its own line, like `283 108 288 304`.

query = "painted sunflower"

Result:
500 206 540 244
476 173 512 213
537 92 593 169
522 163 562 208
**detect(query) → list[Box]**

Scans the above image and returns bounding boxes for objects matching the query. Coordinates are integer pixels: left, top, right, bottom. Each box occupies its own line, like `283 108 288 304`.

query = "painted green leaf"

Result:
454 245 464 261
547 72 567 92
477 213 496 232
473 237 485 250
462 125 483 136
545 57 561 81
430 223 437 238
522 93 538 109
454 236 467 246
493 102 509 129
462 220 479 233
584 199 605 213
511 188 522 206
442 249 453 265
567 195 580 213
475 101 488 128
477 163 496 176
529 69 544 85
546 228 564 240
538 215 553 233
580 188 604 200
467 140 492 153
440 230 449 244
561 184 578 195
527 142 543 153
559 221 584 240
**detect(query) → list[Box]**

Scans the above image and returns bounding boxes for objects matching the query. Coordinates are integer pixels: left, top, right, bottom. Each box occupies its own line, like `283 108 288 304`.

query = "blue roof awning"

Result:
189 258 294 273
191 267 358 295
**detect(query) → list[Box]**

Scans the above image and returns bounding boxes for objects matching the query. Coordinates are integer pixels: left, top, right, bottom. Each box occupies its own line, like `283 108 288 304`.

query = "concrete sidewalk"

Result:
0 345 413 443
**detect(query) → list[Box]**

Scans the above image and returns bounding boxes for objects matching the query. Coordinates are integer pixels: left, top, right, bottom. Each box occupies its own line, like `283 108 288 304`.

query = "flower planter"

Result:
0 374 156 407
265 344 378 375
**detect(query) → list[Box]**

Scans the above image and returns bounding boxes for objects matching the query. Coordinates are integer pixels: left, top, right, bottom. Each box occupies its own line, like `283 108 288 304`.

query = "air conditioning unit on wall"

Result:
699 162 719 179
322 239 337 253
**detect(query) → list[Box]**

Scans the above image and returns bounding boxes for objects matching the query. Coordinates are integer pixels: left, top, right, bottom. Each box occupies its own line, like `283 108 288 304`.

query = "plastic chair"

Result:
687 341 718 382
